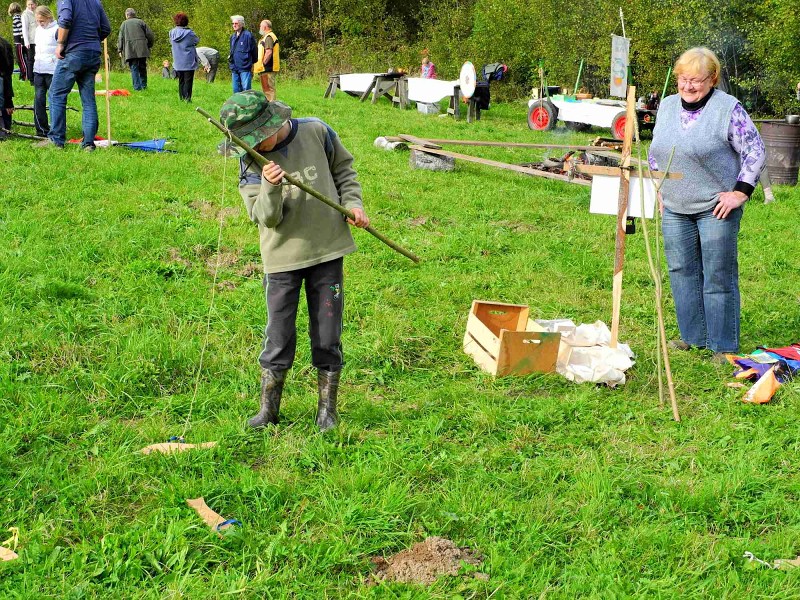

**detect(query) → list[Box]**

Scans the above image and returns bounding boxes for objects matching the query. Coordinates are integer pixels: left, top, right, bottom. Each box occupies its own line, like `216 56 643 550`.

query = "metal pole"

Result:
573 58 584 96
661 66 672 101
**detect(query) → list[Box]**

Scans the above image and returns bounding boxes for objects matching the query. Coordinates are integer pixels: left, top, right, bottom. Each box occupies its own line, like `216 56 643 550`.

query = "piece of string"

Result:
1 528 19 551
181 128 233 437
743 551 776 569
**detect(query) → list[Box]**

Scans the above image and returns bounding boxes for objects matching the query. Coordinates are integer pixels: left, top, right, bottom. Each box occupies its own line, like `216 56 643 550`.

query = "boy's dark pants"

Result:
259 258 344 372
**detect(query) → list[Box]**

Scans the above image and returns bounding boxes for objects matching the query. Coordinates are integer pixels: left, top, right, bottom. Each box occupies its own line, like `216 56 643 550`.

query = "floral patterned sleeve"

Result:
728 103 766 195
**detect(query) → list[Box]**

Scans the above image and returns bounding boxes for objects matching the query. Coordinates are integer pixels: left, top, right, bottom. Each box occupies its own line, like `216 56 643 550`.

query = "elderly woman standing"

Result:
169 12 199 102
649 47 765 360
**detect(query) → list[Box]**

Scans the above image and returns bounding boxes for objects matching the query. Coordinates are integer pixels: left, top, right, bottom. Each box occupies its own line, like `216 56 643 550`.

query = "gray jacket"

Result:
169 26 199 71
117 17 154 61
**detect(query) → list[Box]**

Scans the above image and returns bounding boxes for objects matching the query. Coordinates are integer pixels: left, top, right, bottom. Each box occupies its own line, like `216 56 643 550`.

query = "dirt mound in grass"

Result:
371 536 484 585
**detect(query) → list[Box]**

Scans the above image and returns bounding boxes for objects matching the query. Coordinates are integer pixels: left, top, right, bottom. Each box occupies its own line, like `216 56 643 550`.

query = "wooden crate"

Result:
463 300 561 376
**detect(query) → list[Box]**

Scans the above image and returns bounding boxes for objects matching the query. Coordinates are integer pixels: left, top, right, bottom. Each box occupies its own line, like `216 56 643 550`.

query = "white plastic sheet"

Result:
339 73 381 94
535 319 634 386
406 78 459 104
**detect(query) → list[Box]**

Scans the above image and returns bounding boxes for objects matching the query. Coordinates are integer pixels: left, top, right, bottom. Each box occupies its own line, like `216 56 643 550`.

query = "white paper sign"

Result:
610 35 630 98
589 174 656 219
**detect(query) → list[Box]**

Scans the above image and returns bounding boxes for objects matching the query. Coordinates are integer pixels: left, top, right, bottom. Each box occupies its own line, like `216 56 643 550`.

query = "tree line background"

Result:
3 0 799 114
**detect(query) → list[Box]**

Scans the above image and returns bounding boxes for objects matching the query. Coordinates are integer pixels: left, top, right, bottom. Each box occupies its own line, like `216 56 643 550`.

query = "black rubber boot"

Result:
315 369 340 432
247 369 286 428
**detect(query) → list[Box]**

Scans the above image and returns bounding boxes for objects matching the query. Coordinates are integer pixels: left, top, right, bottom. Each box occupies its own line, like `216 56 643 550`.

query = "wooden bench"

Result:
324 74 340 98
327 73 382 99
363 73 406 105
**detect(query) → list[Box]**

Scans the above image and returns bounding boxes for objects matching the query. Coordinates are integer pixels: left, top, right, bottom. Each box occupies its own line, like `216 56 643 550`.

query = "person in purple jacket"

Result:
228 15 256 93
34 0 110 151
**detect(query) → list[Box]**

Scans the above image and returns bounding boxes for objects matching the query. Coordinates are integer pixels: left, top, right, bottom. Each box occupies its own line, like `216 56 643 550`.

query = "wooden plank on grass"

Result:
408 144 591 186
575 164 682 179
390 136 621 153
397 134 442 149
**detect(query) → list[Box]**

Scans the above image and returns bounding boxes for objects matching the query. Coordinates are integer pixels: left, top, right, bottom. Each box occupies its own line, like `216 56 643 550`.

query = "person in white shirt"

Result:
20 0 36 87
31 4 56 136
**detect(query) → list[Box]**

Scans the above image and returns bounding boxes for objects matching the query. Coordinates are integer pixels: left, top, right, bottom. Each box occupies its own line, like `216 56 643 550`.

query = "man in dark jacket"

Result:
117 7 154 91
228 15 256 93
0 35 14 136
35 0 111 150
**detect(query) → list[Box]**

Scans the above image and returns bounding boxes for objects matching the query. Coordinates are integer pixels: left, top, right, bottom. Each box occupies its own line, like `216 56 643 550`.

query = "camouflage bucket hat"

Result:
219 90 292 157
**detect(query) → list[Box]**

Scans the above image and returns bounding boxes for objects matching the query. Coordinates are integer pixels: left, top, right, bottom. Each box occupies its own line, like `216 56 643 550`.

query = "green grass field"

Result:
2 73 800 598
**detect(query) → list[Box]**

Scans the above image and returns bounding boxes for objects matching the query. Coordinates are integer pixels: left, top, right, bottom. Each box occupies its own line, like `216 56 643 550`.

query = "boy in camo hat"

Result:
220 89 369 431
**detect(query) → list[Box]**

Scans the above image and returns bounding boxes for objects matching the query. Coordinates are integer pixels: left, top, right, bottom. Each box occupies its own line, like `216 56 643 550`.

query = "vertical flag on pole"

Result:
610 35 630 98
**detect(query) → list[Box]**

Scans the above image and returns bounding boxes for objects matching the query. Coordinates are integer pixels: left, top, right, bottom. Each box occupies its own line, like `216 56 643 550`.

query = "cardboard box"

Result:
463 300 561 376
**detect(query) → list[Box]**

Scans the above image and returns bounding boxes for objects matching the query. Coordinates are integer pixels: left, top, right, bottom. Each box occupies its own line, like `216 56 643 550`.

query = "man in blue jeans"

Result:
35 0 110 151
228 15 256 93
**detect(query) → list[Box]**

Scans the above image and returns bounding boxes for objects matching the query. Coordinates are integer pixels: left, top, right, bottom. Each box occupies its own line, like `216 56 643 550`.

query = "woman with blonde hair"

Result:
32 4 56 137
648 47 765 360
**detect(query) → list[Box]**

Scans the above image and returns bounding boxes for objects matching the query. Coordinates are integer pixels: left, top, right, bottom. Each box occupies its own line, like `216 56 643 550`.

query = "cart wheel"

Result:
611 112 627 140
528 100 557 131
566 121 591 132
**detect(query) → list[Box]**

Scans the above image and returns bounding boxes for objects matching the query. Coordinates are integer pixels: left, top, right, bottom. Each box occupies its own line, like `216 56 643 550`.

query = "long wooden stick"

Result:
196 107 420 263
1 127 45 140
103 39 111 147
407 144 591 186
636 133 680 421
14 104 79 112
609 86 637 348
575 164 681 179
388 137 624 152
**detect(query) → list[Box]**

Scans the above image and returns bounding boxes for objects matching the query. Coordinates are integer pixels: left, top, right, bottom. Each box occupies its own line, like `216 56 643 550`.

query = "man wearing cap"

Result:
117 8 154 91
220 90 369 432
228 15 257 92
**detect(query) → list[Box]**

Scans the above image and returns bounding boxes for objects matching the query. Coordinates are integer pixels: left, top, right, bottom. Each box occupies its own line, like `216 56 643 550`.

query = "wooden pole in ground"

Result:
103 39 111 147
195 107 421 263
635 136 681 422
610 85 636 347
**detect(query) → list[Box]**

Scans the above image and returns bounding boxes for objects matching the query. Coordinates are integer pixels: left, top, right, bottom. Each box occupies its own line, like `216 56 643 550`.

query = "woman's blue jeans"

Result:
662 206 742 353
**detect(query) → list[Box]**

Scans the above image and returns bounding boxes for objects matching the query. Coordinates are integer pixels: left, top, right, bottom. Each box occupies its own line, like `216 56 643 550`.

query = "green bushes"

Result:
2 0 798 113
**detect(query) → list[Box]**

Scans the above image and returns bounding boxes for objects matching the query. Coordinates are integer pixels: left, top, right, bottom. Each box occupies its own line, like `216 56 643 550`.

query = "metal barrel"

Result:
760 121 800 185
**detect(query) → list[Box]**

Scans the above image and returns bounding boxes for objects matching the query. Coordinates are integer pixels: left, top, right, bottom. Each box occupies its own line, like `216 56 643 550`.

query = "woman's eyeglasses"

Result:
677 75 711 88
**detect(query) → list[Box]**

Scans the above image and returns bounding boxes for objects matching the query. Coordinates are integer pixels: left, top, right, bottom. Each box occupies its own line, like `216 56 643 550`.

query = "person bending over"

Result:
220 90 369 431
